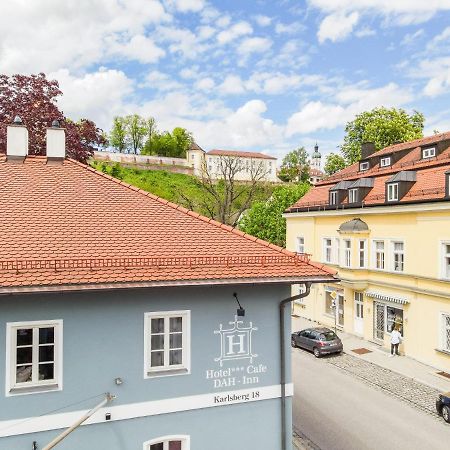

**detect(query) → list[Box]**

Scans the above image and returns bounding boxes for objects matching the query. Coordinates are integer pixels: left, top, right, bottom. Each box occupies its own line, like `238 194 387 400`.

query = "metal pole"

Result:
42 393 115 450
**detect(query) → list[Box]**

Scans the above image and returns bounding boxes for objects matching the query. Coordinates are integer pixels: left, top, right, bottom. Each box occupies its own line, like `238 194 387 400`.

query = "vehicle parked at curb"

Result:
291 327 343 358
436 392 450 423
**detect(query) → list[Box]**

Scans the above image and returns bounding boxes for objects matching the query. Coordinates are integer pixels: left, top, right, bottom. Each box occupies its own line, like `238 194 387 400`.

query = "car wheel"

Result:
291 338 297 348
313 347 321 358
443 405 450 423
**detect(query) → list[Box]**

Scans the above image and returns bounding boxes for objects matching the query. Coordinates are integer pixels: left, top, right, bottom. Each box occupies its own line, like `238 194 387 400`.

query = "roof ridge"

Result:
69 159 304 261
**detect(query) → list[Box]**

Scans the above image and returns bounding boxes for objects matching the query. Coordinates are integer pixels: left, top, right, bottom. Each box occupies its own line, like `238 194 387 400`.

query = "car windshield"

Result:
320 331 338 341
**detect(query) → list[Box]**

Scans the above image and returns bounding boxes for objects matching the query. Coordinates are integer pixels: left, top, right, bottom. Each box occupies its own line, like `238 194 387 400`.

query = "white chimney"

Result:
6 116 28 159
46 120 66 159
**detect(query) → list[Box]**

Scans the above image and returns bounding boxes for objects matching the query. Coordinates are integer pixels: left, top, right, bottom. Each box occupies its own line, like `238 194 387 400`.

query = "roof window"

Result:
422 147 436 159
380 157 391 167
359 161 370 171
385 171 416 203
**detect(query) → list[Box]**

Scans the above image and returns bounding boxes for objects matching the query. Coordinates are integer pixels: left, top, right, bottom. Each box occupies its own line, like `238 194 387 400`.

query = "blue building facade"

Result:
0 285 294 449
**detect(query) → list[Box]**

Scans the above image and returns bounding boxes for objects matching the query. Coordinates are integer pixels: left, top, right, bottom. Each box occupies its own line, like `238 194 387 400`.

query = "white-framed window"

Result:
422 147 436 159
335 238 340 265
348 188 358 203
392 241 404 272
447 173 450 196
343 239 351 267
355 292 364 319
374 240 385 270
144 311 190 377
442 243 450 279
380 157 391 167
330 191 337 205
144 435 190 450
191 154 195 160
387 183 399 201
294 284 307 305
440 313 450 352
296 236 305 254
323 238 332 263
6 320 63 395
358 239 367 268
360 161 369 171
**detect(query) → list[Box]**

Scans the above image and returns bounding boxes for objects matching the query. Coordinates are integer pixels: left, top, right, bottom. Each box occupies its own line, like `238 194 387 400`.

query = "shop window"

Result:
6 320 63 395
325 291 334 315
386 306 403 335
144 311 190 377
440 313 450 352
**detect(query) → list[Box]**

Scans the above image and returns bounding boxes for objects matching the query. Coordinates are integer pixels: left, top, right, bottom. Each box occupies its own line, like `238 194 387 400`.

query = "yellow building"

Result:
285 133 450 371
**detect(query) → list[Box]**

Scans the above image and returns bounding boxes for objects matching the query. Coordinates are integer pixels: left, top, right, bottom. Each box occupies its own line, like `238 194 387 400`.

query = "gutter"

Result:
279 282 311 450
279 278 338 450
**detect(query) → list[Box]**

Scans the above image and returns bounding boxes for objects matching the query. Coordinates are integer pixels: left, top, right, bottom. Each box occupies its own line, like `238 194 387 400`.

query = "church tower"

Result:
311 143 321 170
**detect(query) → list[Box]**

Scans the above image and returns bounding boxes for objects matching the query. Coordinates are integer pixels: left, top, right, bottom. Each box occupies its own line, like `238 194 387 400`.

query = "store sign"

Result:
206 316 267 389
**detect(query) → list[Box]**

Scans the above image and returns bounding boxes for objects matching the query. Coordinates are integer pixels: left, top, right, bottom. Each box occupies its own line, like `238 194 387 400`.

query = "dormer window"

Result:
348 188 358 203
360 161 370 171
387 183 399 201
330 191 337 205
446 170 450 197
422 147 436 159
380 157 391 167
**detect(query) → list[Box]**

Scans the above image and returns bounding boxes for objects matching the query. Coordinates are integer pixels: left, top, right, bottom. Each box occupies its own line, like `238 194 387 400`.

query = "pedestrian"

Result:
389 326 402 357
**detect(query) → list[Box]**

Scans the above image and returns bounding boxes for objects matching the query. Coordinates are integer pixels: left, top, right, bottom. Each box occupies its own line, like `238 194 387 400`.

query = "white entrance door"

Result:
354 292 364 335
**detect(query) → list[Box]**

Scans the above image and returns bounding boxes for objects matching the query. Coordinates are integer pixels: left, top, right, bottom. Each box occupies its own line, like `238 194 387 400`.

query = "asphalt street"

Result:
292 347 450 450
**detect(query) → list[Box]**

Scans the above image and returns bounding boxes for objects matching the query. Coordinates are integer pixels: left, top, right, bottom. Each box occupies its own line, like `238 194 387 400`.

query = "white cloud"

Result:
217 21 253 44
49 68 134 130
0 0 170 73
195 77 216 91
166 0 205 12
158 27 208 58
197 25 216 40
108 34 165 64
308 0 450 25
216 15 232 28
287 82 412 135
317 12 359 43
355 27 376 38
419 57 450 97
401 29 425 46
254 15 272 27
218 75 246 95
141 70 182 91
237 37 272 56
275 22 304 35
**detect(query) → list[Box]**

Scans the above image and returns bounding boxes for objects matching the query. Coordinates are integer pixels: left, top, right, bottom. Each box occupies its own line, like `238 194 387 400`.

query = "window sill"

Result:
435 348 450 357
8 383 60 397
146 368 190 379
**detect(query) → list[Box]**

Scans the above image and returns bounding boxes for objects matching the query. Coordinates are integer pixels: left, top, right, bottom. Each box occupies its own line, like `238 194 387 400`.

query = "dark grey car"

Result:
291 327 343 358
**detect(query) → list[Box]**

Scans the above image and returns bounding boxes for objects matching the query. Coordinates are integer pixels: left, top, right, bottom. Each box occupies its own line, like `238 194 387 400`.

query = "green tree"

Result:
125 114 147 154
324 153 346 175
239 183 310 247
142 127 192 158
278 147 310 183
109 116 128 153
143 117 157 154
341 107 424 164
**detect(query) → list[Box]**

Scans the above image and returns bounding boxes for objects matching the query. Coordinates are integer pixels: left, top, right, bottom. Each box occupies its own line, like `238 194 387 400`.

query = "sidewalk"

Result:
292 315 450 393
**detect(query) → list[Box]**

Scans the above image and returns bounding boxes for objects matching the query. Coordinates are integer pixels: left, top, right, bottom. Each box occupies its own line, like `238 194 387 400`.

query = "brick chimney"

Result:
6 116 28 161
46 120 66 161
361 142 376 160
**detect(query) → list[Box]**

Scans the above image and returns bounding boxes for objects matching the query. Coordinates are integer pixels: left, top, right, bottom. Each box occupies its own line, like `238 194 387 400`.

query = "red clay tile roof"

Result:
0 155 334 291
207 149 277 160
287 132 450 212
309 168 324 177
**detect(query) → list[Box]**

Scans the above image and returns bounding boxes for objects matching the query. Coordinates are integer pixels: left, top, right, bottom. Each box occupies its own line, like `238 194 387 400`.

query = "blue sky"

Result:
1 0 450 163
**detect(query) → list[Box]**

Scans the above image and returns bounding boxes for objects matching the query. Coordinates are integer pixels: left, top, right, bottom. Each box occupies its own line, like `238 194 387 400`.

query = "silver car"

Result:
291 327 343 358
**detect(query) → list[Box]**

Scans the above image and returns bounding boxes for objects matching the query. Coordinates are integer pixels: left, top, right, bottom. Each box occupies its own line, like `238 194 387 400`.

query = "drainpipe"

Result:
42 393 115 450
279 282 311 450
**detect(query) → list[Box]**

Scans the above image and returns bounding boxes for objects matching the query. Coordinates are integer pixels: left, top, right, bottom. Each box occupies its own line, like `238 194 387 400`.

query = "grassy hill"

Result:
90 161 277 220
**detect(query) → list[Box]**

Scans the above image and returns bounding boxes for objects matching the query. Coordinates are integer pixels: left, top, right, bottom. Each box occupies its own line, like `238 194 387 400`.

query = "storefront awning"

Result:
365 291 409 305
